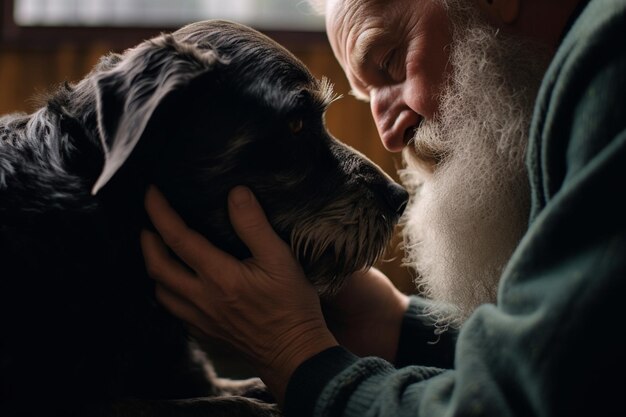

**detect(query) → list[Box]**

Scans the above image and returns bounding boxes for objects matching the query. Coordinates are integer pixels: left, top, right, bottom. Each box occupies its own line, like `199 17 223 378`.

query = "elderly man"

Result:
141 0 626 415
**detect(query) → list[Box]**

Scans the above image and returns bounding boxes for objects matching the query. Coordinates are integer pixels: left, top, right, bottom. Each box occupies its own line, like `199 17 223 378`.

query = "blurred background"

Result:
0 0 415 311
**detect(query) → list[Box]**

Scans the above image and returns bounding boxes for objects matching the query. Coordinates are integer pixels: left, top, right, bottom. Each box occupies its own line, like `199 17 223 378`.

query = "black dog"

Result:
0 20 408 417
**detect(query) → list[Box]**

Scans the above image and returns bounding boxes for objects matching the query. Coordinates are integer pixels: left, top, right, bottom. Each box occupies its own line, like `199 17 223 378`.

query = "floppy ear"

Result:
91 35 218 195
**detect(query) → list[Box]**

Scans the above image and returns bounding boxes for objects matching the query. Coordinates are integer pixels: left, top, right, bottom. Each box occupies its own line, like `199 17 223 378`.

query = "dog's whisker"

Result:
286 201 399 297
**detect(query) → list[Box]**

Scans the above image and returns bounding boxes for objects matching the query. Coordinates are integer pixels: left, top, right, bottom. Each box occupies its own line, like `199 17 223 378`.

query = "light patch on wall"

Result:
13 0 324 31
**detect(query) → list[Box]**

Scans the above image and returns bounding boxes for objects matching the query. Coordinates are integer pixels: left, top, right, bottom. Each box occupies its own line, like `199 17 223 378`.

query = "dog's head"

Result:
88 20 408 295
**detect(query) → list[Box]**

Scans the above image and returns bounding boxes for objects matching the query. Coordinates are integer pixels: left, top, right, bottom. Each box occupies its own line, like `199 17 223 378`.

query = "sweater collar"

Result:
559 0 592 44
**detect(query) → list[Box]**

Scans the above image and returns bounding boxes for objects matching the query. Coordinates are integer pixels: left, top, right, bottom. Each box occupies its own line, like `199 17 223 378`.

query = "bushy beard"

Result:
400 3 549 329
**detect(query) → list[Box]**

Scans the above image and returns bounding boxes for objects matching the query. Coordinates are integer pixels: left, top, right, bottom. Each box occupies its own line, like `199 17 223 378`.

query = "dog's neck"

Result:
49 85 106 177
0 84 151 272
0 80 138 215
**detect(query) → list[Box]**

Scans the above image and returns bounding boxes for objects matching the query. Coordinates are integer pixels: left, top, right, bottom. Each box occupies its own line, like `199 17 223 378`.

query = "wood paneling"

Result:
0 28 415 294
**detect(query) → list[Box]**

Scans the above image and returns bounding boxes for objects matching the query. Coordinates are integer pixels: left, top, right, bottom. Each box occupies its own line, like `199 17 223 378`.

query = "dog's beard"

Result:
400 3 549 329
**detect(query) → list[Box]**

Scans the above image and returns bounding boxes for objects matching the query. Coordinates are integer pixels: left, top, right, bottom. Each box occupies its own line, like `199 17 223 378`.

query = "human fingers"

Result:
154 283 216 339
140 229 201 298
144 185 237 275
227 186 292 260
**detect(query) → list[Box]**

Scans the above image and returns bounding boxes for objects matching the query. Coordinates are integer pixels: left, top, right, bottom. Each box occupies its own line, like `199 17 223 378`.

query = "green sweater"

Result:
284 1 626 416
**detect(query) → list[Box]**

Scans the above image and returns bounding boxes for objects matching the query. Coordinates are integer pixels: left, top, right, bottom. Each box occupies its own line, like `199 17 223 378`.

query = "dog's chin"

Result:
299 251 361 297
205 223 393 298
298 251 350 297
292 218 396 297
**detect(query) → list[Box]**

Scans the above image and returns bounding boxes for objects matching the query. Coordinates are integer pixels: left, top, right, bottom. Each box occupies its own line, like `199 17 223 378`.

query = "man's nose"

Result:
370 86 421 153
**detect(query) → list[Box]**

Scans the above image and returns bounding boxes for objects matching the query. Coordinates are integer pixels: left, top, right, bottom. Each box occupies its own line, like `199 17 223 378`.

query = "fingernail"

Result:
230 186 251 208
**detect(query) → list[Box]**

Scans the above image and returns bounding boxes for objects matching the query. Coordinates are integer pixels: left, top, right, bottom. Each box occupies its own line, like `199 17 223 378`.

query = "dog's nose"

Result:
384 182 409 216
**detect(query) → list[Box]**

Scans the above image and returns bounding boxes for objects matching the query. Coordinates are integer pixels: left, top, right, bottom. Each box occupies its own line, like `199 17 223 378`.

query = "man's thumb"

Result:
228 186 289 258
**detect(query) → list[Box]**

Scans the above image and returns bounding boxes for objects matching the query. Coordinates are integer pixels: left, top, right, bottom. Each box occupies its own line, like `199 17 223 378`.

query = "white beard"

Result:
400 3 549 328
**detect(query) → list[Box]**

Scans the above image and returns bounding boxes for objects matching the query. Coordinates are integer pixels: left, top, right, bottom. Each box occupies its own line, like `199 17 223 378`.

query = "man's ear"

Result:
91 35 218 195
476 0 520 24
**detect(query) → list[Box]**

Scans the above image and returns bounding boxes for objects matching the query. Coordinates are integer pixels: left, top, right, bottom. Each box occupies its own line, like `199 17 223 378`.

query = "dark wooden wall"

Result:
0 11 415 294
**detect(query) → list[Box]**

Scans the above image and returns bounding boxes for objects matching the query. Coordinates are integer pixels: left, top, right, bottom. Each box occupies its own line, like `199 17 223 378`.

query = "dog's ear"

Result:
91 35 218 195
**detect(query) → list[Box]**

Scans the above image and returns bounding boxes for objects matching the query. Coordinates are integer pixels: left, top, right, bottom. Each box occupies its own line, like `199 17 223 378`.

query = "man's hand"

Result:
141 186 338 403
322 268 410 363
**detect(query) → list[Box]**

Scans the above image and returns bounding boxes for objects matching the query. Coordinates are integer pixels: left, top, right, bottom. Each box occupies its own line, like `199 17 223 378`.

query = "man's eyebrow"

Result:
347 27 386 102
349 88 370 103
351 27 386 67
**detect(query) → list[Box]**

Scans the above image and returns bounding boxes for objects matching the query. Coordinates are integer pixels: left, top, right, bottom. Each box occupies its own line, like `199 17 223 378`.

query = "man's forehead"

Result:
326 0 380 59
325 0 383 19
325 0 392 98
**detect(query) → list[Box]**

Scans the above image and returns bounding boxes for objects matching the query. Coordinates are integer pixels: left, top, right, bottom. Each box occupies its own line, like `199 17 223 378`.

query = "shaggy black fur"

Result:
0 20 407 417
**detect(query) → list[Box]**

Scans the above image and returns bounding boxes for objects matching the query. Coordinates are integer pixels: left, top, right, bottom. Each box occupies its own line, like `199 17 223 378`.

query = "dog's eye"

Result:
289 118 304 134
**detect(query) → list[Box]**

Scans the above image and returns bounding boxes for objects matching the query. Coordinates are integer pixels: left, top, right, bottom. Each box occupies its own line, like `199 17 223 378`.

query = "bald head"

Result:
313 0 584 49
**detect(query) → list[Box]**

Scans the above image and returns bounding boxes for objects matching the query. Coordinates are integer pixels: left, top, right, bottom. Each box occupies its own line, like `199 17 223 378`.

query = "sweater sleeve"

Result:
283 296 457 417
284 2 626 416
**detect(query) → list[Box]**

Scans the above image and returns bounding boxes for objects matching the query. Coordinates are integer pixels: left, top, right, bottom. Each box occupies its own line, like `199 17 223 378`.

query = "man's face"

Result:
326 0 548 325
326 0 453 154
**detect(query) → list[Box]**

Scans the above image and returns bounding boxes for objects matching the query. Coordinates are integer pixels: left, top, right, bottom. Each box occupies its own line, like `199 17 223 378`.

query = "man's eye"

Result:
380 49 403 82
379 49 395 73
289 118 304 134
